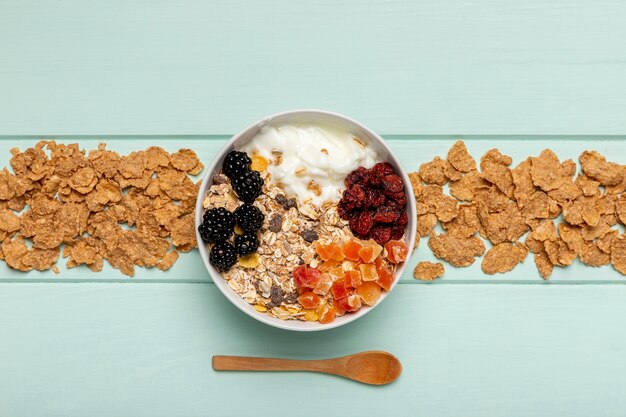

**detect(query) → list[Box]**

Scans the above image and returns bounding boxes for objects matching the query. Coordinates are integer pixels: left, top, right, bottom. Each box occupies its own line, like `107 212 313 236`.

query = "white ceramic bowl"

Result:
195 110 417 331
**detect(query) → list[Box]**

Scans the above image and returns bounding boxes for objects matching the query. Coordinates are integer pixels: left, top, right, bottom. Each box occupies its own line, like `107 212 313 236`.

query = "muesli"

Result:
199 124 410 323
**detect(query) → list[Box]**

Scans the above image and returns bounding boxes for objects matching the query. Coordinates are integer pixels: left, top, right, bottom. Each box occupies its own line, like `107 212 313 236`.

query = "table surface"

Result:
2 1 626 416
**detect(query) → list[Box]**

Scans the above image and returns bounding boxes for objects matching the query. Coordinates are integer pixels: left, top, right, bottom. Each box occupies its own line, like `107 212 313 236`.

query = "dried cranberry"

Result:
396 211 408 226
373 206 401 223
385 194 407 210
365 189 386 209
338 201 356 220
390 225 405 240
349 184 366 205
369 162 394 186
340 190 357 211
370 225 392 245
350 211 374 237
345 166 370 188
381 174 404 194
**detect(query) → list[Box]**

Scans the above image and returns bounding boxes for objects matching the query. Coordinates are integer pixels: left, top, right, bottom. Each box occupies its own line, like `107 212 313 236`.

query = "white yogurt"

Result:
240 123 378 205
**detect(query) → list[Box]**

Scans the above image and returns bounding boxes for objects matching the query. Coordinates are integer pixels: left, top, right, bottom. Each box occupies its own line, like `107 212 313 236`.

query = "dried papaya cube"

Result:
316 243 333 261
313 273 333 295
342 260 358 271
328 243 345 262
332 300 347 317
358 239 383 263
356 281 382 306
375 262 395 291
344 269 362 288
331 279 350 300
342 240 363 261
293 265 321 290
384 240 408 263
318 259 340 272
328 266 345 280
298 291 321 309
336 294 362 312
359 263 379 281
317 304 336 324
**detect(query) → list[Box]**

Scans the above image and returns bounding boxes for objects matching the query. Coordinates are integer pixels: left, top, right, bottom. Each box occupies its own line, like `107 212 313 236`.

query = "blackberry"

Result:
234 232 259 256
234 204 264 231
199 207 234 242
209 241 237 271
223 151 251 179
232 170 263 203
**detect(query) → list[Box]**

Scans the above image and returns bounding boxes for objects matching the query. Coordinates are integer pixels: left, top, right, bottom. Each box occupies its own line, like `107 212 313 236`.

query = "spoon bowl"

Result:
212 350 402 385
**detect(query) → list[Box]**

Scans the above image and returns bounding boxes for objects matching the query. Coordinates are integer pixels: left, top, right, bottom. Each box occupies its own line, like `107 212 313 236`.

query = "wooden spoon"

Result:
212 350 401 385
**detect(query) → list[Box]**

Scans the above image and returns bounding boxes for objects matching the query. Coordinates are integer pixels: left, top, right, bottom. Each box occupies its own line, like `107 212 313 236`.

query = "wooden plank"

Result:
1 0 625 135
0 136 623 283
1 283 625 417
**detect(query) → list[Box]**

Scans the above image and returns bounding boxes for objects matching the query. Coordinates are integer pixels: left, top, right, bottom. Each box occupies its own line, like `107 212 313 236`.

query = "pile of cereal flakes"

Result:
0 141 203 276
410 141 626 280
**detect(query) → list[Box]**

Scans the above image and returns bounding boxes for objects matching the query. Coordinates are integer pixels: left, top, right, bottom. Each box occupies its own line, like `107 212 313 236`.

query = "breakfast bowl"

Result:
195 109 417 331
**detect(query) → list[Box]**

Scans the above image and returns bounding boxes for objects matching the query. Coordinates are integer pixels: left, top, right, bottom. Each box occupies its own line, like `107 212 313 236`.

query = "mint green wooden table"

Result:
2 1 626 416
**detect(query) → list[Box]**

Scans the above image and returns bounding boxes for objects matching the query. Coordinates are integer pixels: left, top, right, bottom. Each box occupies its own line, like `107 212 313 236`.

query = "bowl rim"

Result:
195 109 417 331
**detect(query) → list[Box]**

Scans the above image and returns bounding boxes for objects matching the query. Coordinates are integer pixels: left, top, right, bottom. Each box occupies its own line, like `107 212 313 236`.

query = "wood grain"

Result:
1 283 625 416
1 0 625 135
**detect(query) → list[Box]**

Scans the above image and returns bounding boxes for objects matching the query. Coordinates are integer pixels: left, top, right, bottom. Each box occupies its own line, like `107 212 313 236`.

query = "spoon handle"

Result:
213 355 342 374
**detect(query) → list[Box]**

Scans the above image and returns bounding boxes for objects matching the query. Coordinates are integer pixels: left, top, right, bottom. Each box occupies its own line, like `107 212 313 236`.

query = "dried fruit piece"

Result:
293 265 322 290
482 242 528 274
317 304 336 324
342 240 363 261
298 291 322 309
413 261 445 281
335 293 362 312
331 279 350 300
344 269 363 288
359 263 379 281
356 281 382 306
250 154 268 172
384 240 408 263
375 258 395 291
358 240 383 263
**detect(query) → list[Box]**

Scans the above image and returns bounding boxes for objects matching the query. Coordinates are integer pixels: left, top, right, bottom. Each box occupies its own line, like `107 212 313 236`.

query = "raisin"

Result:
373 206 401 223
269 214 283 232
381 174 404 194
275 194 297 210
370 162 394 185
300 228 319 243
371 225 392 245
345 166 370 188
270 285 284 304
